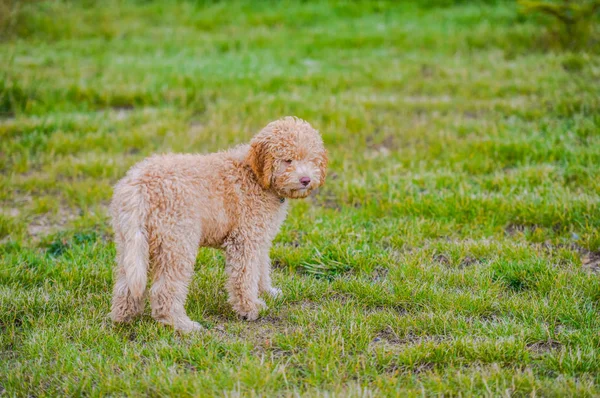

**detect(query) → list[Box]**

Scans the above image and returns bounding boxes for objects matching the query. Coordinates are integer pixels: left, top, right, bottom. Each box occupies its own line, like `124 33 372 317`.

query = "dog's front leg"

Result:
224 240 266 321
258 247 282 298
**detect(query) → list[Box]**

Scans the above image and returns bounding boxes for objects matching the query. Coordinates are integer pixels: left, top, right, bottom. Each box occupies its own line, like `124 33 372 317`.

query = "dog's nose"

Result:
300 177 311 186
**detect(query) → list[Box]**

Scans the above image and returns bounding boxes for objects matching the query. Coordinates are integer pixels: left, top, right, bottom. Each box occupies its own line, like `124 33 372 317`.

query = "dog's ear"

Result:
248 139 273 189
317 148 328 187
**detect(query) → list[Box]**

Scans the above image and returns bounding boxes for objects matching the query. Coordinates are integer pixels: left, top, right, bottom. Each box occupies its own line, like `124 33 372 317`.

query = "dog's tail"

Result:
112 179 150 300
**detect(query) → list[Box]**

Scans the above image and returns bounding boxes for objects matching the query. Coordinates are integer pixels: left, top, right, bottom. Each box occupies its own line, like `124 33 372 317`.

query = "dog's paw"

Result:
173 319 204 333
235 300 266 321
240 309 260 321
267 287 282 298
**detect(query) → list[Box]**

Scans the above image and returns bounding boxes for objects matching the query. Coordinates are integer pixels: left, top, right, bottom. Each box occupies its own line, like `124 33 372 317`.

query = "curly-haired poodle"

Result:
110 117 328 332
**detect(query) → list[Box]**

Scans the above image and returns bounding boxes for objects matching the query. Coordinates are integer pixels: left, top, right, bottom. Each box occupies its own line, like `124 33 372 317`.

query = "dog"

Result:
109 117 328 332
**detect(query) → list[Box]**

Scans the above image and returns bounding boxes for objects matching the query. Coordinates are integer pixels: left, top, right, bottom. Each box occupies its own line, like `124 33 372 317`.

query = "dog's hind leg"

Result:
110 181 150 323
149 229 202 333
110 231 145 322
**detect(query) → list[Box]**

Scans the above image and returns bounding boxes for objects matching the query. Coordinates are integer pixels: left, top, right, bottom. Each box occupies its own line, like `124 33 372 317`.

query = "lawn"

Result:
1 0 600 396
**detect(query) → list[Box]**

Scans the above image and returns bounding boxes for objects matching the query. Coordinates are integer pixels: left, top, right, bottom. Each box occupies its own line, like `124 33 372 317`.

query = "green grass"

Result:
1 0 600 395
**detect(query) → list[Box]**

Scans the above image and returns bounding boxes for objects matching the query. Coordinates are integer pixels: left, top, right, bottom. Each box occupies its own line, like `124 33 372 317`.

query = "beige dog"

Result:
109 117 327 332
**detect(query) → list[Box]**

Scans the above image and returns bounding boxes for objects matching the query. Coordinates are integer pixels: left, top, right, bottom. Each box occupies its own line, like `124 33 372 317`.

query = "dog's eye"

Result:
284 159 293 164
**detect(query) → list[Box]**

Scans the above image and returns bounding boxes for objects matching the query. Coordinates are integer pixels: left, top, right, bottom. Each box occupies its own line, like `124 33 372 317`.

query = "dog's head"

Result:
247 117 328 199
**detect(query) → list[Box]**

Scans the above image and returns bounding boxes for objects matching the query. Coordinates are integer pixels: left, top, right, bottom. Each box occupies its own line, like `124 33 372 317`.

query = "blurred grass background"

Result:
1 0 600 396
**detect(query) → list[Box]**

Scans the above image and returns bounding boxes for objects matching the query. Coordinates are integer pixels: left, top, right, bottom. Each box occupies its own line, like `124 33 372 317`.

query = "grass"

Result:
1 0 600 395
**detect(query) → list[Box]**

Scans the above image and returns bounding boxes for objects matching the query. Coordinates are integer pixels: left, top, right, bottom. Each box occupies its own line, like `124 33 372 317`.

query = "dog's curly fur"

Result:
109 117 327 332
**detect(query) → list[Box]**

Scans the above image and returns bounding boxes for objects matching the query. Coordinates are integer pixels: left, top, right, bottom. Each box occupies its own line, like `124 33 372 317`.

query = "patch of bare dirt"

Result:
505 223 535 236
433 253 451 266
27 208 78 238
330 292 353 304
0 207 20 217
460 256 481 267
373 326 401 344
381 360 436 376
582 252 600 274
527 339 562 354
220 313 299 357
411 362 435 374
371 266 389 282
536 241 600 274
373 327 447 347
29 203 109 241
